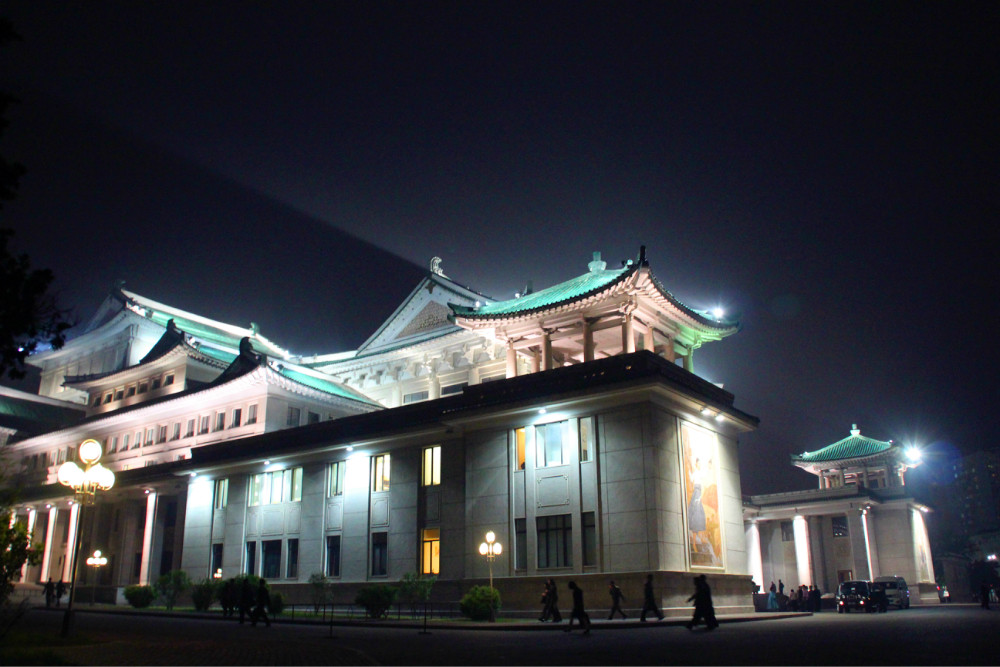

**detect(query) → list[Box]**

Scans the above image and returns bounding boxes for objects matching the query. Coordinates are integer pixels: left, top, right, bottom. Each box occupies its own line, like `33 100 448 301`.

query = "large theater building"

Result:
6 249 761 612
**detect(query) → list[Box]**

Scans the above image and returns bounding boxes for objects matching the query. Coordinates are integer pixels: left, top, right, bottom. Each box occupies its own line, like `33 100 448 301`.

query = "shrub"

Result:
155 570 191 610
355 584 398 619
190 578 217 611
460 585 500 621
269 591 285 616
308 572 332 613
398 572 436 615
123 585 156 608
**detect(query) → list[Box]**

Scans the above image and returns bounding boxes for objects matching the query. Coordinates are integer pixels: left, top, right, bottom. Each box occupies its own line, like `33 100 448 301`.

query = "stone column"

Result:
542 331 553 370
808 516 827 591
683 350 694 372
792 515 812 586
505 341 517 379
642 327 655 352
21 508 37 582
62 502 80 583
582 320 594 362
39 506 58 582
139 491 158 586
621 312 636 354
745 521 764 591
530 348 540 373
428 372 440 400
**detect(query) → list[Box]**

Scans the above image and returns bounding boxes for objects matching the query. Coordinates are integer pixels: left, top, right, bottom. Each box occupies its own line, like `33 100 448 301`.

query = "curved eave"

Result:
791 450 899 472
63 343 229 389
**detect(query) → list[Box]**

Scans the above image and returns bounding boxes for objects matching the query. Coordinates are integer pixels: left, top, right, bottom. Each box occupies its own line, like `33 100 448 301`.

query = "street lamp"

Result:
57 438 115 636
86 550 107 605
478 530 502 622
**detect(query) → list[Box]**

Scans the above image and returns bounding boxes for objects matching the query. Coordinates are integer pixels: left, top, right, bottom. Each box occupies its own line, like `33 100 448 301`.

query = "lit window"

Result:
214 478 229 509
514 427 526 470
247 404 258 425
373 454 391 492
326 535 341 577
371 532 388 576
249 468 303 506
199 416 210 435
421 528 440 575
185 419 195 437
832 516 849 538
535 421 567 467
537 514 572 568
215 412 225 431
231 408 242 428
579 417 595 463
328 461 345 497
144 428 154 446
403 391 429 404
422 446 441 486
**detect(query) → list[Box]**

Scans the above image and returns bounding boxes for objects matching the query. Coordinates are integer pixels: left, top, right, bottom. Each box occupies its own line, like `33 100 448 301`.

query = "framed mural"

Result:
680 421 725 569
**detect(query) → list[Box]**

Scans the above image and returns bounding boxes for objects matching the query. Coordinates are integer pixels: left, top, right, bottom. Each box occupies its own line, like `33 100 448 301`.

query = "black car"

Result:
836 580 876 613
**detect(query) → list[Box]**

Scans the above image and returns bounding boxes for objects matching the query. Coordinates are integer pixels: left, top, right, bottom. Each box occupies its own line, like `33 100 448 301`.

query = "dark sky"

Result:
2 2 997 496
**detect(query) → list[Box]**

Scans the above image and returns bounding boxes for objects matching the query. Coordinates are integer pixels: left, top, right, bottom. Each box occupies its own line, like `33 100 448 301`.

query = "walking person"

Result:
640 574 664 621
767 581 778 611
251 578 271 627
541 578 562 623
686 575 719 630
43 578 55 609
563 581 591 634
55 580 66 607
608 580 627 619
239 577 254 624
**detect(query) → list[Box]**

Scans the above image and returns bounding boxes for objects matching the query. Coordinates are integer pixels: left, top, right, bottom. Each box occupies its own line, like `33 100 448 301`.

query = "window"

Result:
286 406 300 426
199 416 210 435
211 543 223 576
245 541 257 575
262 540 281 578
214 478 229 509
579 417 595 463
133 431 142 449
157 425 167 443
246 404 258 425
535 421 567 467
231 408 242 428
122 434 130 451
781 521 794 542
108 437 118 454
151 378 161 390
171 423 180 440
582 511 597 566
145 428 154 446
515 518 527 570
126 385 136 397
422 446 441 486
514 427 526 470
103 392 113 404
138 382 148 394
185 419 195 438
441 382 467 396
325 535 342 577
832 515 849 538
307 411 320 424
327 461 345 497
249 468 303 506
164 374 174 386
286 538 299 579
373 454 391 492
215 412 225 431
371 532 388 576
537 514 572 568
114 389 124 401
403 390 429 404
421 528 440 575
93 395 101 406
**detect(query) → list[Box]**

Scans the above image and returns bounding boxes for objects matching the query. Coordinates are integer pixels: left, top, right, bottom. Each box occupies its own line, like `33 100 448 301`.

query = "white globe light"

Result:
485 531 495 544
493 542 502 556
58 462 84 488
479 542 489 556
79 439 103 465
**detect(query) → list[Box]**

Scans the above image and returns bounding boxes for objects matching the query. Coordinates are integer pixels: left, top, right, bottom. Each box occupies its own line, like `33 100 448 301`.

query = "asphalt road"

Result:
15 604 1000 665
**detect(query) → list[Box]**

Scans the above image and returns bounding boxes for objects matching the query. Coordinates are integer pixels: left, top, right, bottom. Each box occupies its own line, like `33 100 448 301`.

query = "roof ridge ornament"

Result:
588 251 607 272
430 257 448 278
851 423 860 436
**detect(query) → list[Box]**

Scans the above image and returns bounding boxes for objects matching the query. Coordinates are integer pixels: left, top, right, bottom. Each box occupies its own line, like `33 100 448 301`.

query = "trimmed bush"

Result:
460 585 500 621
355 584 398 619
123 585 155 608
191 578 217 611
155 570 191 610
269 591 285 616
308 572 332 613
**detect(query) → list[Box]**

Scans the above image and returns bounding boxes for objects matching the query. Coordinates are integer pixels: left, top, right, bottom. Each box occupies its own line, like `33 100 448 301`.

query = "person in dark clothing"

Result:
640 574 664 621
608 580 627 619
43 578 55 608
563 581 591 634
239 577 254 624
980 582 990 609
540 578 562 622
55 580 66 607
686 575 719 630
251 578 271 627
810 585 822 612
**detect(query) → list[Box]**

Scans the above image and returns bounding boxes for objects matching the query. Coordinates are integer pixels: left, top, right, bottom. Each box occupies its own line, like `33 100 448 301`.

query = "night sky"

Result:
2 2 997 497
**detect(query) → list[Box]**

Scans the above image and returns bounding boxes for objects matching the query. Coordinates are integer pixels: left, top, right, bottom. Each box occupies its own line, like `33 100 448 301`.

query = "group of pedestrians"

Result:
237 577 272 627
765 579 822 612
42 578 67 608
538 573 718 632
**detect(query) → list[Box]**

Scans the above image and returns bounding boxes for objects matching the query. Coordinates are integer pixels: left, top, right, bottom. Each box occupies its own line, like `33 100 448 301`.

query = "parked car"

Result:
868 582 890 612
937 584 951 603
873 576 910 609
837 580 875 613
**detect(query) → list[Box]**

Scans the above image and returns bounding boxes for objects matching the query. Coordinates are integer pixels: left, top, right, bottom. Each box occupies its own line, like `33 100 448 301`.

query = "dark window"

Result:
151 378 161 390
832 516 849 538
114 389 124 400
537 514 572 568
286 539 299 579
138 382 148 394
371 532 388 576
582 511 597 566
515 518 527 570
126 386 136 397
441 382 467 396
157 425 167 443
163 501 177 528
326 535 341 577
215 412 225 431
287 406 301 426
247 404 258 425
199 416 210 434
231 408 242 428
186 419 195 437
308 411 320 424
781 521 794 542
262 540 282 579
103 393 113 404
403 391 429 404
164 374 174 386
211 544 223 576
245 541 257 575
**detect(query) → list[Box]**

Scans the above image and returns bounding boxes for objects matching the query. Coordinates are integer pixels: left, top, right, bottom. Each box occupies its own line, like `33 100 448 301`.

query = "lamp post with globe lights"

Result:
57 438 115 636
478 531 502 622
86 550 107 605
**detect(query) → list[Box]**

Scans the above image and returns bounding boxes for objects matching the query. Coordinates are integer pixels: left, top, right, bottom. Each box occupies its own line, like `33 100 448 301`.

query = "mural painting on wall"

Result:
681 422 724 569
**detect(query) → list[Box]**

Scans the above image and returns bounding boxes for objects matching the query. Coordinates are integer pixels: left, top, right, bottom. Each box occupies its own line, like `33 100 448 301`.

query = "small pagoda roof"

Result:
791 425 894 464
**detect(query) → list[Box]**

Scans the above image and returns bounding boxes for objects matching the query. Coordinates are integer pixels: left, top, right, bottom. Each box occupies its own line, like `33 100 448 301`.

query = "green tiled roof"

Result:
452 267 631 318
146 311 242 351
194 346 238 365
278 366 379 406
793 429 893 463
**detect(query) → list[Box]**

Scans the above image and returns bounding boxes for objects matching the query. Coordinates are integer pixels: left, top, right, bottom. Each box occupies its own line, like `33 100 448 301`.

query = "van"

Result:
873 576 910 609
836 580 874 613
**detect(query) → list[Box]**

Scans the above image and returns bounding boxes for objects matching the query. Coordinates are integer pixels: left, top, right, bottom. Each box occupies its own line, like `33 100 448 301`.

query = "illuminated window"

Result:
214 478 229 509
171 423 180 440
325 535 341 577
535 421 567 467
231 408 242 428
582 511 597 566
327 461 345 497
422 446 441 486
249 468 303 506
185 419 195 437
144 428 154 446
579 417 595 463
421 528 440 575
537 514 572 568
373 454 391 492
371 532 388 576
246 404 258 425
286 406 300 426
215 412 225 431
286 538 299 579
199 416 210 435
514 427 526 470
403 390 429 404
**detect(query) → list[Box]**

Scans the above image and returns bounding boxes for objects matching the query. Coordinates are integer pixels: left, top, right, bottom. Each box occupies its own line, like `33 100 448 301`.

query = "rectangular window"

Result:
403 390 429 404
307 411 320 424
215 412 225 431
214 478 229 509
327 461 345 497
535 421 567 467
109 437 118 454
157 425 168 443
579 417 595 463
138 382 148 394
126 385 136 397
422 446 441 486
371 532 388 576
373 454 391 492
249 468 303 506
231 408 242 428
421 528 440 575
246 404 258 425
199 416 210 435
114 389 124 401
145 428 154 446
262 540 281 579
93 395 101 406
151 378 161 390
537 514 572 568
122 434 130 451
133 430 142 448
164 374 174 386
441 382 467 396
781 521 794 542
286 538 299 579
249 473 265 506
245 541 257 575
325 535 342 577
582 511 597 566
286 406 300 426
515 518 527 570
288 467 303 503
514 427 526 470
185 419 195 438
211 543 223 577
171 423 180 440
104 392 113 404
832 515 849 538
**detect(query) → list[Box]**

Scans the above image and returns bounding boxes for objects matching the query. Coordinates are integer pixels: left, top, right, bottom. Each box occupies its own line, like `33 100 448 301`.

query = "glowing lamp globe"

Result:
479 543 489 556
79 439 103 465
58 462 84 488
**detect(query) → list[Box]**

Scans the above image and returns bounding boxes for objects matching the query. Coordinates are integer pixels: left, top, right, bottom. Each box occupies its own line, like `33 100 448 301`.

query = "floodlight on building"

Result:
905 447 921 463
539 408 547 415
712 307 724 320
701 407 713 416
715 412 725 422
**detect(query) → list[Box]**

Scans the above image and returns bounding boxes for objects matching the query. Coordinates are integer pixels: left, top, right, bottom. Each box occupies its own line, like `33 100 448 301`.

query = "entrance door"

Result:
838 569 853 583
